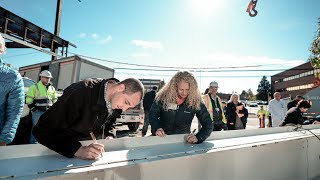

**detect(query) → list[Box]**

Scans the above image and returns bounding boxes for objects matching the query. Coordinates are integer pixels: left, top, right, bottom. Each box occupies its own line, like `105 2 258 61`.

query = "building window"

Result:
286 83 313 91
280 69 315 82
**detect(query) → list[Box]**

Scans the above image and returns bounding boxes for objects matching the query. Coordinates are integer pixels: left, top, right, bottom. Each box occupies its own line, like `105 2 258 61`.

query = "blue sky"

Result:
1 0 320 94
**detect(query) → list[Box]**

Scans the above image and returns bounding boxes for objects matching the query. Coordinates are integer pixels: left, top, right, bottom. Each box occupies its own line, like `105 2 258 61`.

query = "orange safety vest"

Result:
202 94 227 123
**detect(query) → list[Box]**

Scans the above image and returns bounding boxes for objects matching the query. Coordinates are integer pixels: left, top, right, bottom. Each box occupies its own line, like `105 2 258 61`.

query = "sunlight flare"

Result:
189 0 225 17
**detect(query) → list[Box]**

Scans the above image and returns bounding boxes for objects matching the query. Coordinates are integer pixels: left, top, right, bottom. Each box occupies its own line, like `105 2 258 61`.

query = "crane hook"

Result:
246 0 258 17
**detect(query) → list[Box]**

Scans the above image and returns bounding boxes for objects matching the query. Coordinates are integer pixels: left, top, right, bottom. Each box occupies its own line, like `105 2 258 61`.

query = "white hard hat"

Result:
209 81 218 87
39 70 53 78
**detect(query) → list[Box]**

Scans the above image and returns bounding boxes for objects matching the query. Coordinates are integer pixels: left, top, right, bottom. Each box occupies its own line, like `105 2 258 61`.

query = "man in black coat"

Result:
281 100 311 126
33 78 144 160
287 95 304 110
142 86 157 136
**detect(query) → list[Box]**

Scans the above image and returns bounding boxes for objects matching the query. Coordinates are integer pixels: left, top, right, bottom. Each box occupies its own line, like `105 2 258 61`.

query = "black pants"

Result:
9 114 32 145
227 123 235 130
213 123 222 131
142 111 150 136
268 115 272 127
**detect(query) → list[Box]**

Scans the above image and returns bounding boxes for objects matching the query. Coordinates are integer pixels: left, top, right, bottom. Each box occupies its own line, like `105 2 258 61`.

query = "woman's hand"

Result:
156 128 166 137
185 134 198 144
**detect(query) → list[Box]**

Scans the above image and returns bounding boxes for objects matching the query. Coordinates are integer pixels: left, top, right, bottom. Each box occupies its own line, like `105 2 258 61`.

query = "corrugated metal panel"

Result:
57 62 74 90
22 68 40 82
78 61 114 81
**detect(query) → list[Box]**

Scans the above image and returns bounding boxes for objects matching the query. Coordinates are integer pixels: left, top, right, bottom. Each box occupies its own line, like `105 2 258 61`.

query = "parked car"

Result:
257 101 264 105
20 77 36 118
247 102 258 107
116 102 144 132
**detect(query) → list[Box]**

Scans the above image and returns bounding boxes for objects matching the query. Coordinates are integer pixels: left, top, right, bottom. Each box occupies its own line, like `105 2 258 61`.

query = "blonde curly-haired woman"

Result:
149 71 213 144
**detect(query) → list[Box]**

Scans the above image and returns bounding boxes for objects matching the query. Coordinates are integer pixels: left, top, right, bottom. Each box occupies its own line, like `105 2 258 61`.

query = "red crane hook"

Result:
246 0 258 17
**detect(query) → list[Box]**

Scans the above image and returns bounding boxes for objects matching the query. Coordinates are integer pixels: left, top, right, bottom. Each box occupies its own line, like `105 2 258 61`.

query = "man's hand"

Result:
155 128 166 137
313 120 320 125
74 143 105 160
105 136 114 140
0 141 6 146
83 78 98 87
237 113 244 118
185 134 198 144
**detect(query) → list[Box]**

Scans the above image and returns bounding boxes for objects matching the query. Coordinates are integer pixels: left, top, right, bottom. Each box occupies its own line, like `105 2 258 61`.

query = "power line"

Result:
115 71 271 78
114 67 299 72
69 52 301 70
3 52 40 58
115 70 312 78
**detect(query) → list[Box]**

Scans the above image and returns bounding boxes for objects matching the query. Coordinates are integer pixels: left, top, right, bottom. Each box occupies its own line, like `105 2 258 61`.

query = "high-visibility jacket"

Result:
202 94 227 123
26 81 57 111
257 109 269 118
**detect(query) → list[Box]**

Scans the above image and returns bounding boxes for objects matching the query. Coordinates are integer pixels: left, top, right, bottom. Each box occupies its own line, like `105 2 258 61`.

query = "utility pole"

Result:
52 0 63 60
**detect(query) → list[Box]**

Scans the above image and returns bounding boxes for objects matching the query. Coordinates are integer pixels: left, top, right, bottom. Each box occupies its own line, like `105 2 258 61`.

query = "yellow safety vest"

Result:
257 109 269 118
26 81 57 110
202 94 227 123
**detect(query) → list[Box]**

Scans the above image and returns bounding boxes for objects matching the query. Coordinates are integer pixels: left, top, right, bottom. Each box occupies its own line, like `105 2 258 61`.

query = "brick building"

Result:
271 62 320 99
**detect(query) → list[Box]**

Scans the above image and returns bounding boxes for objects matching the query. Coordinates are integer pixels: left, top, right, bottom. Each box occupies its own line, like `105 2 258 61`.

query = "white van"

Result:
20 77 36 118
116 102 144 132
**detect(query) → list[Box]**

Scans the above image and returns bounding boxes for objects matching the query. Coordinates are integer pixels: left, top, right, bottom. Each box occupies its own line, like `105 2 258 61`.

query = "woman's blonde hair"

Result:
155 71 201 111
228 94 239 103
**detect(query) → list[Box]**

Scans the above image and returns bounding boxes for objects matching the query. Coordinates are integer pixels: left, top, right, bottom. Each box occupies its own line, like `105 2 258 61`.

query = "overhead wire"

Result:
114 71 273 78
69 52 304 70
3 52 40 58
113 67 301 72
66 52 314 78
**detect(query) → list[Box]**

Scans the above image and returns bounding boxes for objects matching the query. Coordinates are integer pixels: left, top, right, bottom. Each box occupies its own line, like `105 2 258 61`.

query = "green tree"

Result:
309 18 320 77
256 76 271 101
240 90 248 100
247 88 256 101
158 80 166 91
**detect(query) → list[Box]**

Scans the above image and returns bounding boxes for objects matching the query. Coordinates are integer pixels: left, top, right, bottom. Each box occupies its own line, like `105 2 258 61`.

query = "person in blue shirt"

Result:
0 34 25 145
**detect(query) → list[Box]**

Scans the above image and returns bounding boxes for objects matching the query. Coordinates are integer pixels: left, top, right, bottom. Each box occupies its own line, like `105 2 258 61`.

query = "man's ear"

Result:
118 84 125 92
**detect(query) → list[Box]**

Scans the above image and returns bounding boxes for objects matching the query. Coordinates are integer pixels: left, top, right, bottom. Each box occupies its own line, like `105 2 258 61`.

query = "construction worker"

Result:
256 106 269 128
26 70 57 143
202 81 228 131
